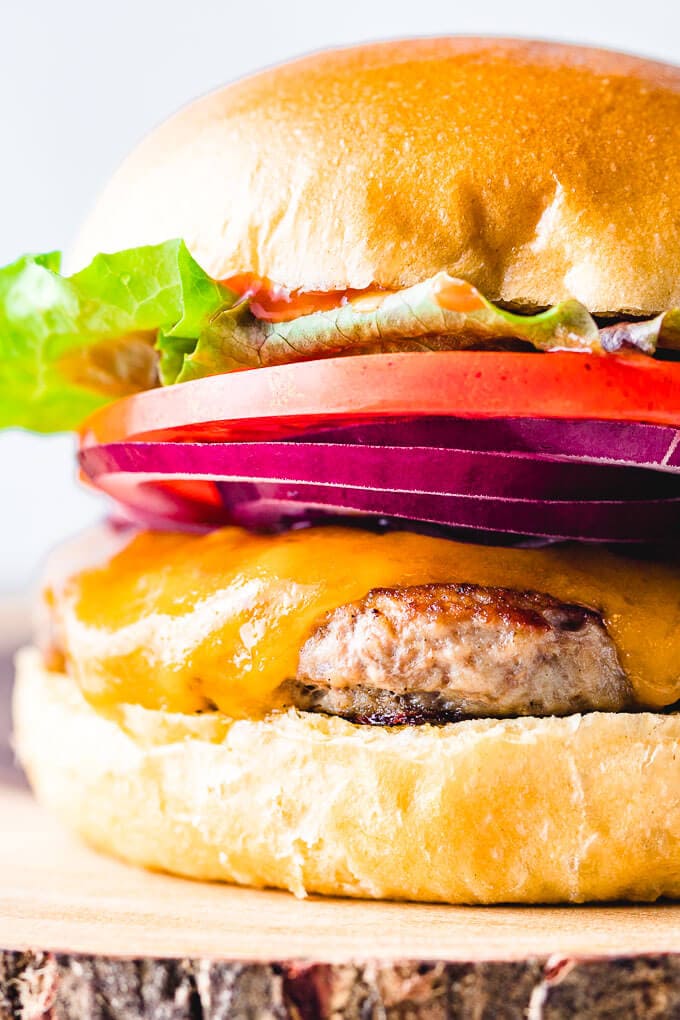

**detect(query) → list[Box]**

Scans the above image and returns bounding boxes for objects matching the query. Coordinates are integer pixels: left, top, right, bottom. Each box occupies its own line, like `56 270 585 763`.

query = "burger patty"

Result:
282 584 633 724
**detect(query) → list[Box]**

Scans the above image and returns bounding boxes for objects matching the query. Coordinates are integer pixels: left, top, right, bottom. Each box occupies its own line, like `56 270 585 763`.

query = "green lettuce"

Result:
0 240 234 432
163 273 607 384
1 240 677 434
599 309 680 353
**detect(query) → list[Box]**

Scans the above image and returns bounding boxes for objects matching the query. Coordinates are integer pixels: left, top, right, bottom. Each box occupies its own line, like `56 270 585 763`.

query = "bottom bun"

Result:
13 647 680 904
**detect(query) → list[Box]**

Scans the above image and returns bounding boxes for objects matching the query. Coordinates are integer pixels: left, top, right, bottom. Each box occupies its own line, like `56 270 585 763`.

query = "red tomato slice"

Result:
79 350 680 446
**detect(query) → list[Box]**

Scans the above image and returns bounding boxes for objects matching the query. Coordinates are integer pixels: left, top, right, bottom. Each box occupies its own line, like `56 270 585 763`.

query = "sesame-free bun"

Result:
70 38 680 315
14 648 680 904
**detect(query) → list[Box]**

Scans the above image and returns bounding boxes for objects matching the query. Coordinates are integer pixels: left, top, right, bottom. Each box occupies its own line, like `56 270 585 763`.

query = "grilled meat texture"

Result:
283 583 632 723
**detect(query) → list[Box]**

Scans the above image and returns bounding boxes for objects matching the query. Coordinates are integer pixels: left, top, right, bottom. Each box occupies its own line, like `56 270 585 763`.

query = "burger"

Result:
4 37 680 904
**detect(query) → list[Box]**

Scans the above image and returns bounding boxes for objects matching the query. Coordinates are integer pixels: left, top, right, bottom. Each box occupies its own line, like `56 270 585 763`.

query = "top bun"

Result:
71 38 680 315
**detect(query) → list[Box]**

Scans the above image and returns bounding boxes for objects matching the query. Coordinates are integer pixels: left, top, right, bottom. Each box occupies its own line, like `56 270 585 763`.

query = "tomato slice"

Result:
80 350 680 446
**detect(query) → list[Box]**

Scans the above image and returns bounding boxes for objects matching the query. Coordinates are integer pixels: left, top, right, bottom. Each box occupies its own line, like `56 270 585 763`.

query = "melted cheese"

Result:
52 526 680 717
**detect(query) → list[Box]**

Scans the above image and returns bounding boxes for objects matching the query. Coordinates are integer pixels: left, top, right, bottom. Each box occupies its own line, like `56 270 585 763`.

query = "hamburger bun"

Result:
70 38 680 315
20 40 680 907
14 648 680 904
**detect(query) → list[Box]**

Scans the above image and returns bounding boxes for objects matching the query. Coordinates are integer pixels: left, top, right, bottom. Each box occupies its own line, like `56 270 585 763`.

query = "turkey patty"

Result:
282 584 633 724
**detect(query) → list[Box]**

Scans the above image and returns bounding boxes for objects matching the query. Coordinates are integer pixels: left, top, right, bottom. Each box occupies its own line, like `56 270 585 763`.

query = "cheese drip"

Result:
51 526 680 717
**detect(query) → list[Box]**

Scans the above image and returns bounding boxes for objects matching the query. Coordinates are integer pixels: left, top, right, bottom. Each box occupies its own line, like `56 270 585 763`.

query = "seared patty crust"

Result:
284 584 633 723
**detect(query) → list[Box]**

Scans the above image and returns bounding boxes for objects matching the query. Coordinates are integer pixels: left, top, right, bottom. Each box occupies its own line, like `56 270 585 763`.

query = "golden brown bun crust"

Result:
71 38 680 315
14 648 680 904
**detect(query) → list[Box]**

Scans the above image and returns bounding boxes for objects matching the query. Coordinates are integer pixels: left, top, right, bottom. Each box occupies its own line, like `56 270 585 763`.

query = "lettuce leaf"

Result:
2 237 677 435
0 240 235 432
600 309 680 354
162 273 603 384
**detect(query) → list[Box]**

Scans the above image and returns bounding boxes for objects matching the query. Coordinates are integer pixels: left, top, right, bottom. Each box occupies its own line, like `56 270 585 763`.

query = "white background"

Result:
1 0 679 594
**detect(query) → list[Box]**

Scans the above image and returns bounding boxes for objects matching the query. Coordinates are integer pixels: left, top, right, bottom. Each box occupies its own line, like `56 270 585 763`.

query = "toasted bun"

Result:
14 648 680 904
70 38 680 315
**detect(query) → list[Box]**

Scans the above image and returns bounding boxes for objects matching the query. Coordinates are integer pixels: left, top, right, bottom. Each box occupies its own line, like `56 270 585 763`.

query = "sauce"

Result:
434 277 486 313
223 274 388 323
52 526 680 718
223 272 490 323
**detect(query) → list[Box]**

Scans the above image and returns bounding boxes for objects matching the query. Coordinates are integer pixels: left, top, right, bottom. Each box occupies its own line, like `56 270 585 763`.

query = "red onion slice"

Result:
80 440 680 501
217 482 680 542
295 417 680 472
78 413 680 542
96 472 680 543
82 413 680 473
79 437 680 542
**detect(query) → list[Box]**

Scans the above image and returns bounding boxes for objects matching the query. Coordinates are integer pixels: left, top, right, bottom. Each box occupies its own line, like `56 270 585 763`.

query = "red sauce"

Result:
223 273 388 323
224 272 490 322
